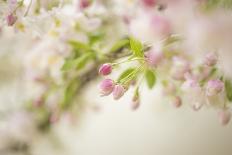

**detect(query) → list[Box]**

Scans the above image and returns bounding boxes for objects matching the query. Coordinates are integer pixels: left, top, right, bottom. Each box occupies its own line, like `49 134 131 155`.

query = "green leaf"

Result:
129 37 143 57
110 38 130 53
62 52 94 71
164 35 181 46
117 68 136 83
203 0 232 10
89 31 105 45
145 69 156 89
68 40 91 51
225 79 232 102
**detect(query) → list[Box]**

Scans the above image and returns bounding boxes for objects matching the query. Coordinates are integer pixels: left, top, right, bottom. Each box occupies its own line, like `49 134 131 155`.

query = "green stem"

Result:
112 57 144 66
24 0 33 16
121 64 145 85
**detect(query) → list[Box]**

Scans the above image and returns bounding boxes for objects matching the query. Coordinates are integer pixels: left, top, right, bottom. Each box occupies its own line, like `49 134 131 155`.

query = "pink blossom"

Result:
145 50 163 67
141 0 156 7
150 15 171 37
206 79 224 96
99 79 115 96
218 109 231 126
204 52 218 66
99 63 112 76
182 78 205 111
79 0 91 9
171 57 190 81
6 13 17 26
113 84 125 100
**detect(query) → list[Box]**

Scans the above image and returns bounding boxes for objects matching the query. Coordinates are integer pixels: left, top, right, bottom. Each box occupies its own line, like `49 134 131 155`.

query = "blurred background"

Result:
1 0 232 155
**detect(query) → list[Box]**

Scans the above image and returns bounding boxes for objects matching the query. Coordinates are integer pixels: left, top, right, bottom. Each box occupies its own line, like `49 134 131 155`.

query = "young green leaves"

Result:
129 37 144 57
110 38 130 53
225 79 232 102
62 52 94 71
145 69 156 89
117 68 135 82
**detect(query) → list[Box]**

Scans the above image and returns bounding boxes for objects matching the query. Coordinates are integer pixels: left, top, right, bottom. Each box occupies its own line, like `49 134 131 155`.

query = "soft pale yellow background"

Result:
30 82 232 155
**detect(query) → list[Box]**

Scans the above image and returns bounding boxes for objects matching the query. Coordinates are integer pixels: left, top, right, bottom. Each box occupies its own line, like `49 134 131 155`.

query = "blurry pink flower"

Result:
99 79 115 96
113 84 125 100
204 52 218 66
172 96 182 108
206 79 224 96
145 50 163 67
182 78 199 90
6 13 17 26
171 57 190 81
162 82 176 96
218 109 231 126
99 63 112 76
141 0 156 7
79 0 91 9
150 15 171 37
182 78 205 111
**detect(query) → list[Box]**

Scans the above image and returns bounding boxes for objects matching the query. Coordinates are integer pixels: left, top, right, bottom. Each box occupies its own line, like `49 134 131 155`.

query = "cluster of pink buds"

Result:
97 44 230 124
99 79 126 100
98 63 141 110
99 63 126 100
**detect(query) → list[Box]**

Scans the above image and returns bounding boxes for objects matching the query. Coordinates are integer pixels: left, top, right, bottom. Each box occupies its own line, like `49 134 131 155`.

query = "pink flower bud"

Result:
79 0 91 9
171 96 182 108
131 94 140 110
218 109 231 126
141 0 156 7
99 63 112 76
145 50 163 67
113 84 125 100
6 13 17 26
99 79 115 96
206 79 224 96
204 52 217 66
